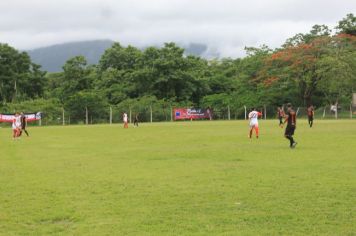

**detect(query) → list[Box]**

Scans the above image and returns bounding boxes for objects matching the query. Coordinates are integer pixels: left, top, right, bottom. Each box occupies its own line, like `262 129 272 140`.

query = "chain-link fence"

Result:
55 104 355 125
2 103 355 127
295 105 354 119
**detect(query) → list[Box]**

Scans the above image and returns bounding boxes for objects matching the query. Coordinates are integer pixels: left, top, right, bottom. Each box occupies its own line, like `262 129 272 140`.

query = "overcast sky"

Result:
0 0 355 57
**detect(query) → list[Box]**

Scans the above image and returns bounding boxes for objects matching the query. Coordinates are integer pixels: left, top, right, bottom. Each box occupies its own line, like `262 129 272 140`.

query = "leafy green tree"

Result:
61 56 94 101
316 46 356 104
95 68 130 104
283 25 331 47
232 46 271 108
25 63 47 99
98 42 208 104
0 43 46 103
64 91 108 123
264 37 328 105
336 13 356 36
150 43 195 101
99 43 142 71
207 58 239 95
98 43 143 102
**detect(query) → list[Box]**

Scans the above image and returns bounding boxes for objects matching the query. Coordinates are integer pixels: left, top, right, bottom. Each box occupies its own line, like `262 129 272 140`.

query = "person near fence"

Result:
307 105 314 128
123 112 128 128
20 112 30 137
207 107 212 120
277 107 285 127
12 112 22 140
133 113 139 127
248 108 262 139
282 103 297 148
330 104 337 114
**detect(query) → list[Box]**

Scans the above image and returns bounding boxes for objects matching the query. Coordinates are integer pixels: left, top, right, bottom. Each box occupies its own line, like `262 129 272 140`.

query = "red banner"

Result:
0 112 42 123
174 108 212 120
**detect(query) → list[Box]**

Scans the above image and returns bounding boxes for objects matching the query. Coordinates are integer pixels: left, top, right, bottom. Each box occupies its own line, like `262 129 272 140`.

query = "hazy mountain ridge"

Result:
27 40 214 72
27 40 115 72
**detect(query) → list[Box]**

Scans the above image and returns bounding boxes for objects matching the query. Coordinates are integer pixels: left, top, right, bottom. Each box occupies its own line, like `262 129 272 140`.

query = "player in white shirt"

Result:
248 108 262 139
123 112 128 128
12 112 22 140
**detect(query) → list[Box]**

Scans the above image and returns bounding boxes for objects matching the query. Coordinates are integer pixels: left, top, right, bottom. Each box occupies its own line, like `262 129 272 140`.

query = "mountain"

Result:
27 40 115 72
27 40 213 72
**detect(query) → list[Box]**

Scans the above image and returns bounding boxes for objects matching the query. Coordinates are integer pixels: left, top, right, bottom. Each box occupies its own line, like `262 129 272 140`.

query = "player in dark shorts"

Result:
20 112 29 137
277 107 285 127
133 113 139 127
282 103 297 148
307 105 314 128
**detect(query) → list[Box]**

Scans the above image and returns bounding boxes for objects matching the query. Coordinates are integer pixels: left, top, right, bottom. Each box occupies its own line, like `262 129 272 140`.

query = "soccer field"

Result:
0 120 355 235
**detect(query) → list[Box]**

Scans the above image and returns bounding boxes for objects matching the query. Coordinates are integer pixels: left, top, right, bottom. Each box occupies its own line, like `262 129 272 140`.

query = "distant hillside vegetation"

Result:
27 40 115 72
27 40 211 72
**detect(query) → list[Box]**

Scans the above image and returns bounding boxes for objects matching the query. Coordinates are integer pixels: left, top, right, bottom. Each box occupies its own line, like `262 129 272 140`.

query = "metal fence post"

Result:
323 106 326 119
85 106 88 125
350 104 352 119
129 107 132 124
171 106 173 122
62 107 65 125
110 106 112 125
244 106 247 120
150 105 153 123
227 105 231 120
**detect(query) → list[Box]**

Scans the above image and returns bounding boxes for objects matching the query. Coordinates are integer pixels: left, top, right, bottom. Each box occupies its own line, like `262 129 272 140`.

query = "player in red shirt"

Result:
277 107 285 127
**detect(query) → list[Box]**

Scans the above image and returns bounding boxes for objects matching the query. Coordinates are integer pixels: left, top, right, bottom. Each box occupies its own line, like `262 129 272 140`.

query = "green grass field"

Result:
0 120 355 235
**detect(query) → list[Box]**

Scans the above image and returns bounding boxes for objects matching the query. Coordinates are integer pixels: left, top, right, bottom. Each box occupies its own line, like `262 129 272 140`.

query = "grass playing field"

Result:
0 120 355 235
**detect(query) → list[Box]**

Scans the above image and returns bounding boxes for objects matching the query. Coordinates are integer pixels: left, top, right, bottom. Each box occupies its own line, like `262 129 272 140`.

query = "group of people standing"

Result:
277 105 314 128
248 104 315 148
12 112 29 140
122 112 139 128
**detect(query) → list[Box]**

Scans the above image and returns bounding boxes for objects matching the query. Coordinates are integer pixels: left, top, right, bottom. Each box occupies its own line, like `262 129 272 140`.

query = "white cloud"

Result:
0 0 355 57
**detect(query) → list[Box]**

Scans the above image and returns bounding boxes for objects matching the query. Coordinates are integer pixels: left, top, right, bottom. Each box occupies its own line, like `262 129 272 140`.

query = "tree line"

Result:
0 14 355 123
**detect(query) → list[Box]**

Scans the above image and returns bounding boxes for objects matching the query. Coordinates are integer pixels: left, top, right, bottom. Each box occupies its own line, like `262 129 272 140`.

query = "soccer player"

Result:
281 103 297 148
307 105 314 128
12 112 21 140
277 106 285 127
123 112 128 128
20 112 29 137
133 113 139 127
248 108 262 139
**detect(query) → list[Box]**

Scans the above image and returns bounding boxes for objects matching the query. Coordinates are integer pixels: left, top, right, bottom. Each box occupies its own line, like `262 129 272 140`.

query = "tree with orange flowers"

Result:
259 26 356 106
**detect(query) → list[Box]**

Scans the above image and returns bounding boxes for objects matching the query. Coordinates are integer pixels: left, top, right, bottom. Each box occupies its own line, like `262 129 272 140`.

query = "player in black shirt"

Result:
307 105 314 128
133 113 139 127
282 103 297 148
20 112 29 137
